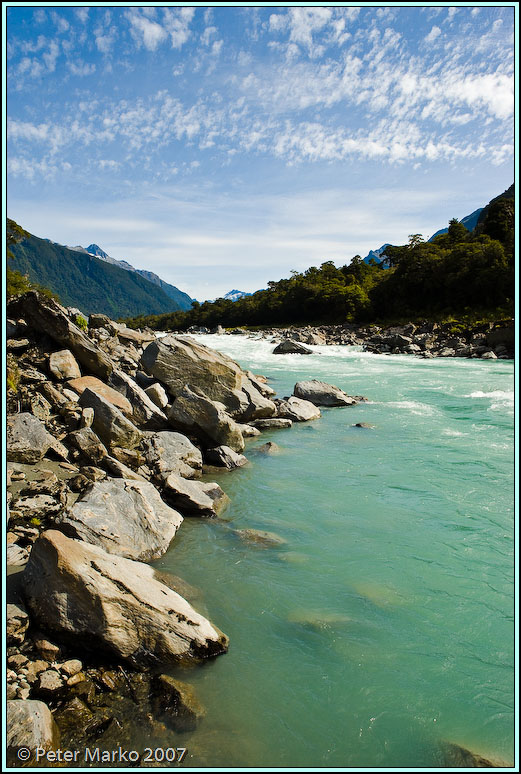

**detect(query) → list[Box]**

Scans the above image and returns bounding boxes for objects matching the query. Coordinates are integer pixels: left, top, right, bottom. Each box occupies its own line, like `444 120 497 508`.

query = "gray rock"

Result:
78 388 142 449
7 700 59 764
163 473 230 517
36 670 65 695
7 544 29 568
257 441 280 454
102 456 148 481
276 396 321 421
7 291 113 379
68 375 133 416
29 393 52 421
88 313 113 329
80 406 94 428
23 530 229 667
142 431 203 480
141 335 275 420
117 327 155 347
144 382 169 409
273 340 313 355
59 478 183 561
481 350 498 359
108 368 167 429
48 349 81 380
251 418 293 429
7 413 59 463
67 427 107 464
293 379 358 406
38 382 69 409
168 386 245 452
205 445 248 469
7 602 29 645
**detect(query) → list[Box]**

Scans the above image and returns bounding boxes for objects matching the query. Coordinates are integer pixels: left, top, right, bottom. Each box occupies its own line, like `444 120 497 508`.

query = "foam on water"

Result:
149 333 514 768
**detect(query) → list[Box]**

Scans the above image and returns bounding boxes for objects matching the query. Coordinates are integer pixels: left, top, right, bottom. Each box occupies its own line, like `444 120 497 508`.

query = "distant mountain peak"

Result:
86 243 109 260
223 289 251 301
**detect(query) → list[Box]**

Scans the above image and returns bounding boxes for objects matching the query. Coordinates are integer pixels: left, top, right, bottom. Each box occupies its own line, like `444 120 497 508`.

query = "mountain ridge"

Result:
9 227 193 319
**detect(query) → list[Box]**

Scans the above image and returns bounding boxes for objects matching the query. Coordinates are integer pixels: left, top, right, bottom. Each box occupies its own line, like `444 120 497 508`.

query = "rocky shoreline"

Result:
188 319 515 360
6 291 366 766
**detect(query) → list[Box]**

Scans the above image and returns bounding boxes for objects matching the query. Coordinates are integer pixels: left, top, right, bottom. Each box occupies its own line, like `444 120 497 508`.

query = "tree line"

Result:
125 192 514 331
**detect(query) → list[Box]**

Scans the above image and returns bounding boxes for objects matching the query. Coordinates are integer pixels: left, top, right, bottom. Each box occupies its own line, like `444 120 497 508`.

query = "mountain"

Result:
67 243 193 310
362 244 390 266
9 227 193 319
428 207 483 241
223 289 252 302
475 183 514 230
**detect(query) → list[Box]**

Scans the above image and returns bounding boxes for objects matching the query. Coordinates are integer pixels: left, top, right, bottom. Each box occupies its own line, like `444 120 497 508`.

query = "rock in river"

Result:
23 530 229 667
58 478 184 561
276 396 321 421
293 379 359 407
272 340 313 355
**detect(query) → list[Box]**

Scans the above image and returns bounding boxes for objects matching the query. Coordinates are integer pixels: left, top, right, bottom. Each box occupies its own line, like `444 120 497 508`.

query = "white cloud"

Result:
75 8 89 24
126 9 167 51
51 12 70 34
163 7 195 49
425 26 441 44
68 60 96 77
33 9 46 24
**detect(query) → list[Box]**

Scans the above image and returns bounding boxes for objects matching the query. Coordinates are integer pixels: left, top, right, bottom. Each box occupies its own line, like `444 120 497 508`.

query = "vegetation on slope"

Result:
8 222 189 318
125 187 514 332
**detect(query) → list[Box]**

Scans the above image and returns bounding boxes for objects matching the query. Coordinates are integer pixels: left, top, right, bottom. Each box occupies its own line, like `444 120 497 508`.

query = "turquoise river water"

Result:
150 335 515 769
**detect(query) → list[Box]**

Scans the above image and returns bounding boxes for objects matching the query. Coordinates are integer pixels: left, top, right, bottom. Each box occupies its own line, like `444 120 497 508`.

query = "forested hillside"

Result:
8 223 189 318
126 186 514 331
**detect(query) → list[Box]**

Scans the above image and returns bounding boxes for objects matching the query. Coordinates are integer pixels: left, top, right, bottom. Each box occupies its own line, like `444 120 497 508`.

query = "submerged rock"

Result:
234 528 287 547
59 478 183 561
23 530 229 667
151 674 206 731
251 418 293 429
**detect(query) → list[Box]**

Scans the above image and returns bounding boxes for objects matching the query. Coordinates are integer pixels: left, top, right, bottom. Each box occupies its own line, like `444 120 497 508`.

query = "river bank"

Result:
6 292 362 766
186 319 515 360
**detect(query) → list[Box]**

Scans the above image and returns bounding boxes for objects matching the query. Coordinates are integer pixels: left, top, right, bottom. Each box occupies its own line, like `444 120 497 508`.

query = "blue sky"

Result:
6 4 515 301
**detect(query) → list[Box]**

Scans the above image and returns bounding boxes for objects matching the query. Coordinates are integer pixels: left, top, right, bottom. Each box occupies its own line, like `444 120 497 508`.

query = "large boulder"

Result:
58 479 183 561
276 396 321 421
272 340 313 355
67 376 133 416
48 350 81 380
7 413 61 463
293 380 358 407
7 701 59 765
23 530 229 667
162 474 230 517
78 388 141 449
7 292 113 379
141 335 276 420
142 431 203 481
168 386 245 452
116 327 155 347
152 674 206 731
107 368 167 429
141 335 246 412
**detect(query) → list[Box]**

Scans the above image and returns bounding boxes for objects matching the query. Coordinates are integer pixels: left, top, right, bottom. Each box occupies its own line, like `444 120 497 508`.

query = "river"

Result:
150 335 515 768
